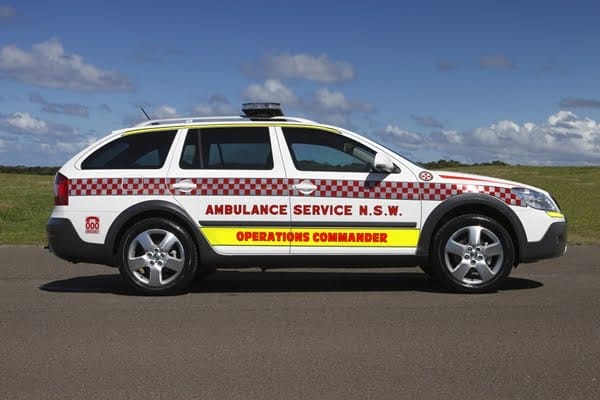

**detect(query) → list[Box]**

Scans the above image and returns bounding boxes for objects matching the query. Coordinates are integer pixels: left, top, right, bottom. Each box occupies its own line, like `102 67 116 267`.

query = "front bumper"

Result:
520 220 567 263
46 218 115 267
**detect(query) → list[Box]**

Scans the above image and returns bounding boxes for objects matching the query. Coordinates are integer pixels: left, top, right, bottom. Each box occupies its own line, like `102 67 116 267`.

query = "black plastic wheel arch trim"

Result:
416 193 528 261
104 200 204 257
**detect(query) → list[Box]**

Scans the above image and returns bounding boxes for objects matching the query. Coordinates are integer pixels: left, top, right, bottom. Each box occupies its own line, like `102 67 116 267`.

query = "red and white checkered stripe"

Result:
68 177 523 206
69 178 168 196
420 183 522 205
420 183 466 201
70 178 121 196
479 185 522 206
169 178 289 196
295 179 421 200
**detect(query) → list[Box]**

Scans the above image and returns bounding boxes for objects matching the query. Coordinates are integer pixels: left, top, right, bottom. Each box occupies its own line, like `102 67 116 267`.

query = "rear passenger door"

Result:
277 126 421 255
168 126 291 255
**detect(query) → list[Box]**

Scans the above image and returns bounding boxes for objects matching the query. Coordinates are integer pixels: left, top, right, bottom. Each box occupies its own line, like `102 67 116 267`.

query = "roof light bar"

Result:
242 102 284 118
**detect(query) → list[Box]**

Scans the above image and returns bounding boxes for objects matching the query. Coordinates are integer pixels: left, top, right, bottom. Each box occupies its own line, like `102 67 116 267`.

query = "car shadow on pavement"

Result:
40 270 543 296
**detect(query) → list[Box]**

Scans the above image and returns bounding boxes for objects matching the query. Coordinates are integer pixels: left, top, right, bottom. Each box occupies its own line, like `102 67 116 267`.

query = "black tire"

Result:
418 264 434 278
431 214 514 293
118 218 198 295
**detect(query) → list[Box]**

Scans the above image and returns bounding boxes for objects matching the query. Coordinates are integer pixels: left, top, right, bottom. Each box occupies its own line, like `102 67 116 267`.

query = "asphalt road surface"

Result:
1 246 599 400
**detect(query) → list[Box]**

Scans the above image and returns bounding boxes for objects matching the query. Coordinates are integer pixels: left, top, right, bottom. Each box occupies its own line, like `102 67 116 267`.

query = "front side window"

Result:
82 130 176 169
282 127 375 172
180 127 273 170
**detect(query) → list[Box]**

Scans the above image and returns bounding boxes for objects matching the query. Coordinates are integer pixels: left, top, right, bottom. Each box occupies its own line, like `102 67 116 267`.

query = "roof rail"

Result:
134 116 246 127
133 115 318 127
270 116 316 124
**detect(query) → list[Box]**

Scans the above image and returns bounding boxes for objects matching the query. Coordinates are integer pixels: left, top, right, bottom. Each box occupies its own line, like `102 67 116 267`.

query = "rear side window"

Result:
180 127 273 170
82 130 176 170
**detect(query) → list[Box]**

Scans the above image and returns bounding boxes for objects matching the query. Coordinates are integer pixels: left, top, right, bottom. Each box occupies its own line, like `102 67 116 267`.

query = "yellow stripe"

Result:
123 123 339 136
201 226 420 248
546 211 565 218
202 227 290 247
123 126 188 135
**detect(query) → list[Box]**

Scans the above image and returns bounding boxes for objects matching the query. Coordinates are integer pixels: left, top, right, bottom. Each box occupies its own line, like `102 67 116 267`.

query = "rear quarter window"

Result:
81 130 176 170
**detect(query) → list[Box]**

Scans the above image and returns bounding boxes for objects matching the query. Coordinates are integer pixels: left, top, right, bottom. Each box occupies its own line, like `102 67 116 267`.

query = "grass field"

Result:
0 167 598 245
0 174 55 244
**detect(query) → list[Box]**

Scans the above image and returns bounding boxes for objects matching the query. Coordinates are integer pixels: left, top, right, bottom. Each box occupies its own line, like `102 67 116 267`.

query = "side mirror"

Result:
373 152 394 173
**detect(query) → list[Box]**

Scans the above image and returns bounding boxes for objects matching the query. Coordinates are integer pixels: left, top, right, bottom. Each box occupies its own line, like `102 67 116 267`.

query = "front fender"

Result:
416 193 528 260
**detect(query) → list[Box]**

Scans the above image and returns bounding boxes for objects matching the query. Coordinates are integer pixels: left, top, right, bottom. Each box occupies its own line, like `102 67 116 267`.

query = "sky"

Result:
1 0 600 166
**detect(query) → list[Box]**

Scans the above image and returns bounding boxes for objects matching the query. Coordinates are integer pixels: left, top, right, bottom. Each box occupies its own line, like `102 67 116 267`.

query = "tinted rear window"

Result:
82 131 176 170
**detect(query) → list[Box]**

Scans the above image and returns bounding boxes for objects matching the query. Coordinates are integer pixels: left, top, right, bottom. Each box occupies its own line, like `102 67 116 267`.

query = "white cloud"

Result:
0 111 96 165
0 112 74 138
192 94 236 116
242 79 297 104
1 112 49 134
53 137 97 154
241 83 372 125
250 53 355 83
467 111 600 163
379 125 426 150
440 129 463 145
314 88 349 110
312 88 373 113
151 105 178 119
1 136 96 166
296 88 374 128
375 111 600 165
0 38 133 92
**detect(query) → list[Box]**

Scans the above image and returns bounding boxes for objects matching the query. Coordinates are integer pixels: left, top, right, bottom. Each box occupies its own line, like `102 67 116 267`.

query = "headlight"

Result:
511 188 558 211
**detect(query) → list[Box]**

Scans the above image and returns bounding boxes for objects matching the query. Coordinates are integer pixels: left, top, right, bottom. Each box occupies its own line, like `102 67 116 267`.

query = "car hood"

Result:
430 170 539 191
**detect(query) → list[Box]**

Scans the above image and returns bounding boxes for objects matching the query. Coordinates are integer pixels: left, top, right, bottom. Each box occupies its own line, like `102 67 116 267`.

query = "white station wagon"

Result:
47 103 567 295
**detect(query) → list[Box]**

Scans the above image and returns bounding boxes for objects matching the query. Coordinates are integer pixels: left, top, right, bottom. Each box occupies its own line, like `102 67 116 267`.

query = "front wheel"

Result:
118 218 198 295
431 214 515 293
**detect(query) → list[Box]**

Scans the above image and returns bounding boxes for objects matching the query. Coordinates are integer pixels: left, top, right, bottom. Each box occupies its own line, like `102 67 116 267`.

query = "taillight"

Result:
54 173 69 206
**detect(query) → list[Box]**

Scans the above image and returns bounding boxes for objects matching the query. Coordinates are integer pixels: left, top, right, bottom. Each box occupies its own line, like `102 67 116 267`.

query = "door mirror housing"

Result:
373 152 394 173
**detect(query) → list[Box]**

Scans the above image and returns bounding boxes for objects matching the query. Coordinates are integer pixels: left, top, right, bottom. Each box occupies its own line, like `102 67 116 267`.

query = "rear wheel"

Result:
432 214 514 293
118 218 198 295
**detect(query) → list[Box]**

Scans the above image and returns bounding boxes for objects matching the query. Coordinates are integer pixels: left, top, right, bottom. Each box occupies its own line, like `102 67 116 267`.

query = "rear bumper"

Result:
46 218 115 266
520 220 567 263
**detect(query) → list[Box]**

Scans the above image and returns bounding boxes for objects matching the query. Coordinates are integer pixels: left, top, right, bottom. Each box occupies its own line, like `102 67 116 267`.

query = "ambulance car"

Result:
46 103 567 294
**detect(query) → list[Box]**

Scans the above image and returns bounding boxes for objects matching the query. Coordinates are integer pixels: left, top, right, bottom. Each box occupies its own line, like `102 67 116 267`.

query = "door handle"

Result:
171 180 197 193
292 180 317 195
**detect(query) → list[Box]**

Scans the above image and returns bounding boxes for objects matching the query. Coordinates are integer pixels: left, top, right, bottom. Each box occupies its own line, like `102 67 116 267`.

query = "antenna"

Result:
140 107 151 120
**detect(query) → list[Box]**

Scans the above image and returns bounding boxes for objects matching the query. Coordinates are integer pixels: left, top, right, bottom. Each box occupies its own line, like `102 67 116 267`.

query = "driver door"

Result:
276 126 420 255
